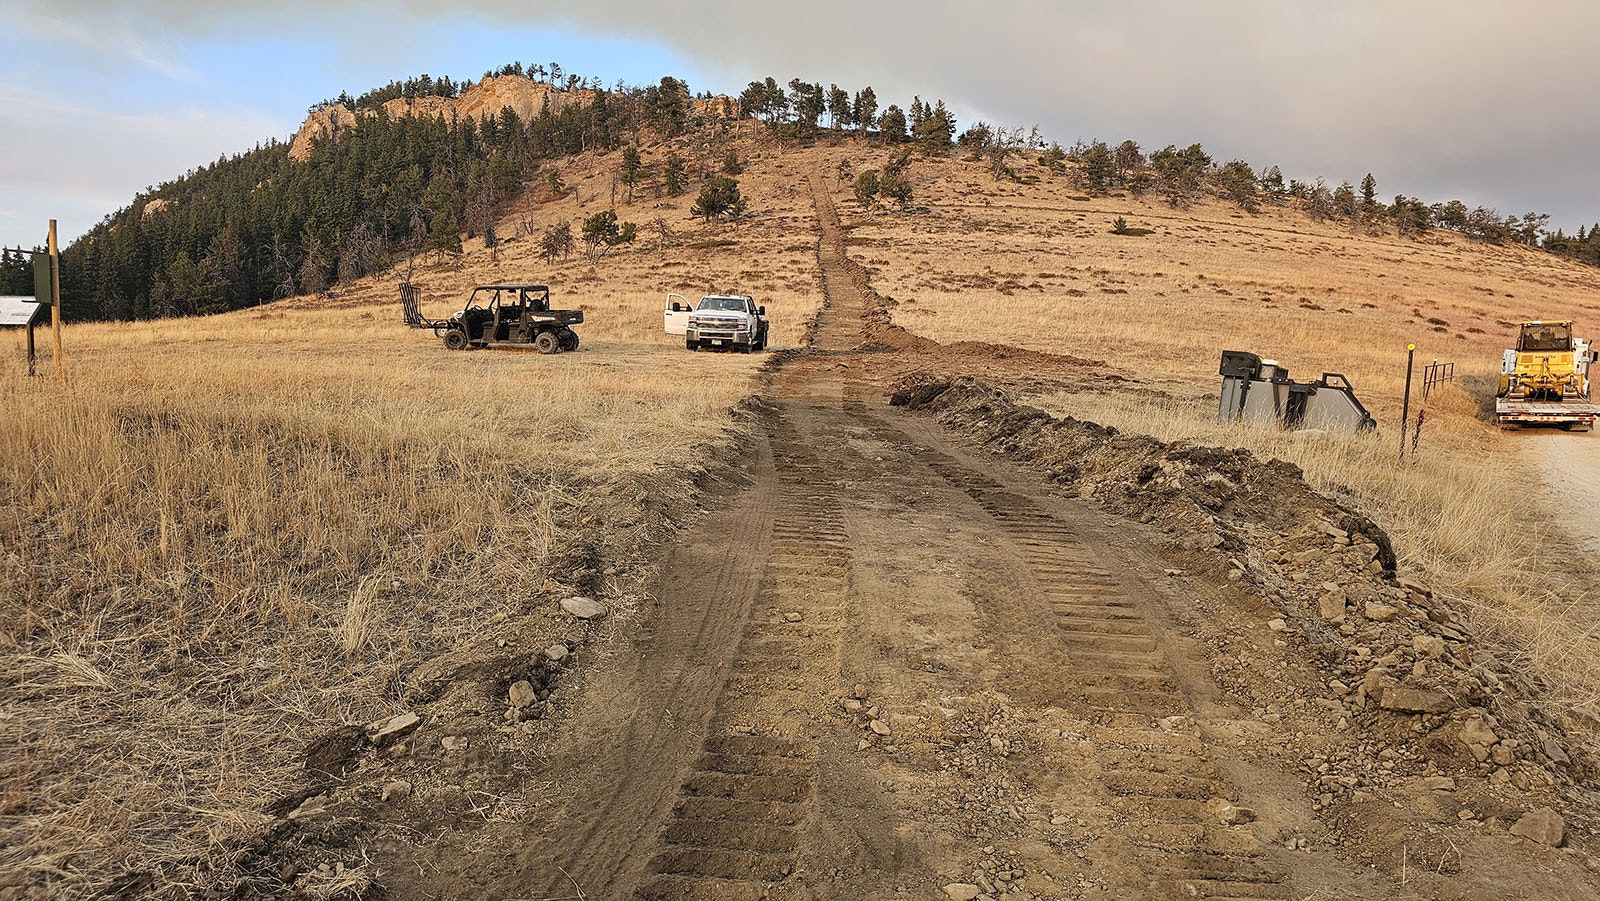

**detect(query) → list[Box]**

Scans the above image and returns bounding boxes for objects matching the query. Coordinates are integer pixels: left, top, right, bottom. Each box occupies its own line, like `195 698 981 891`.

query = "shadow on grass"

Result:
1459 373 1499 422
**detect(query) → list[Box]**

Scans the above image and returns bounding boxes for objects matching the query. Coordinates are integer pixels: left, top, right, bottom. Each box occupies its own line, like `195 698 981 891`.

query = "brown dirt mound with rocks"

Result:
892 373 1597 819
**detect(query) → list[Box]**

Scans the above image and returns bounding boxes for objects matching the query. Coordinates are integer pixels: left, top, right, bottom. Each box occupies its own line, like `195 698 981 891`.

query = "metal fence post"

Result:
1400 343 1415 459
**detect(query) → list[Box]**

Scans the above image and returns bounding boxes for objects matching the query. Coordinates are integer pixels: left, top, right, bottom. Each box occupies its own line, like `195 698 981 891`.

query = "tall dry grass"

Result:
0 315 763 895
0 131 831 897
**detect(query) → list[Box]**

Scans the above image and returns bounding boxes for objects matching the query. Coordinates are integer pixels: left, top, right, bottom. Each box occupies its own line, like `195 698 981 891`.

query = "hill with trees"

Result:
55 65 1600 322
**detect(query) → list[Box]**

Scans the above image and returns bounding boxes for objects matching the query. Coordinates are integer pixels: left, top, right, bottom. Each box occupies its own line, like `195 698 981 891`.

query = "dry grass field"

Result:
6 126 1600 896
0 130 827 897
841 154 1600 712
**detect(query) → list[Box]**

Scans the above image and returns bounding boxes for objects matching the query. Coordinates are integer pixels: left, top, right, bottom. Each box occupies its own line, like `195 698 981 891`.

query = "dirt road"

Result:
1526 430 1600 553
358 182 1599 901
493 187 1422 900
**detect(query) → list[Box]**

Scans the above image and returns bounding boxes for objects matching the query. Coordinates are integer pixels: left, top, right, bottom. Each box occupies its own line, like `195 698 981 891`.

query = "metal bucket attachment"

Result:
1218 351 1375 433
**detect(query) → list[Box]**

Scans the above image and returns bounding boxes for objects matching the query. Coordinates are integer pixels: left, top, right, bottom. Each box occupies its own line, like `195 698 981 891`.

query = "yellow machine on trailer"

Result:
1495 320 1600 430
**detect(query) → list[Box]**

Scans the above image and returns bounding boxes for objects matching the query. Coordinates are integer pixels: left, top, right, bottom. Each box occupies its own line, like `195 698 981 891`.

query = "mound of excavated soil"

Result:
892 374 1596 814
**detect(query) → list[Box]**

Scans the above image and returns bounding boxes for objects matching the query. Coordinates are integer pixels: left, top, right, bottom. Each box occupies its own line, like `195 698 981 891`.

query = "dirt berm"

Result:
892 373 1598 822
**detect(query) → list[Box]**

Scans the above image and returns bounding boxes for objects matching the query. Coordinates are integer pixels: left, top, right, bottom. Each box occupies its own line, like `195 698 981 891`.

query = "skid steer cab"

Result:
436 284 583 353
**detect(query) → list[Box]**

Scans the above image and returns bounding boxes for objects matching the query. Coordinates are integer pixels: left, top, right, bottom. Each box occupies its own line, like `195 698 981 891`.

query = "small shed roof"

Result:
0 296 44 327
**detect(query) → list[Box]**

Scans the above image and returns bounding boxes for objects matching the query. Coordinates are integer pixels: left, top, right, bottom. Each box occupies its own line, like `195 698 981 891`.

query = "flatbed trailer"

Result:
1495 399 1599 430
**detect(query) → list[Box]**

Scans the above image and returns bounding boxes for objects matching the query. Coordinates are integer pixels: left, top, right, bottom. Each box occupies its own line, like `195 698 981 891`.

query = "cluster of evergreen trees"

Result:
1047 139 1573 250
54 64 1600 323
1 250 35 296
59 68 957 322
61 71 711 321
1542 227 1600 267
309 61 654 115
737 78 955 153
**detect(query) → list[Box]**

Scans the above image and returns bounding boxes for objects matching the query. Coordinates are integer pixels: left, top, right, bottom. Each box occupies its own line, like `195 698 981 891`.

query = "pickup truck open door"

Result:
663 293 691 336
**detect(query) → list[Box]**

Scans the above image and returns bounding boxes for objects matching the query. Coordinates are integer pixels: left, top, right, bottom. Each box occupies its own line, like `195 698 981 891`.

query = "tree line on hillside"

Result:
56 64 1600 323
62 72 709 321
1003 137 1571 251
58 68 943 322
736 78 957 154
1 250 37 296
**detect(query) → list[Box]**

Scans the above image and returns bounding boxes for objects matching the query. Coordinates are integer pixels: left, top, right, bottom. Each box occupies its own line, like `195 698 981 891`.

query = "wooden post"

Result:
26 320 35 376
49 219 64 380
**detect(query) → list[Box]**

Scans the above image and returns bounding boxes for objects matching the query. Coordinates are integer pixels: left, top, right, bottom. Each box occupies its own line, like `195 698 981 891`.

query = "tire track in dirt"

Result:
912 447 1293 899
527 175 1353 899
508 179 887 901
806 176 1308 897
633 408 851 900
498 440 781 900
830 396 1291 898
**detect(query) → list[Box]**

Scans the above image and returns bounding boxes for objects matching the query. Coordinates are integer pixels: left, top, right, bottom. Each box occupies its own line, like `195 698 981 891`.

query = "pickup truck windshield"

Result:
697 296 749 312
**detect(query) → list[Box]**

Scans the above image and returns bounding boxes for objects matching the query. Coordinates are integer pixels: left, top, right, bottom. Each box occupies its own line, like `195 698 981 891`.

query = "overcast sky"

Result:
3 1 1597 251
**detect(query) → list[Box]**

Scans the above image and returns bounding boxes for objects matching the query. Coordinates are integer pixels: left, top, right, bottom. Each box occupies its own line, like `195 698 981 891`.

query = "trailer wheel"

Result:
535 331 560 354
442 329 469 351
558 327 579 352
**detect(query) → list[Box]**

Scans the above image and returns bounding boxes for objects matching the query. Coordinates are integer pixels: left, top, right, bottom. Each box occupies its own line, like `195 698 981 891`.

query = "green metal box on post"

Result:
33 221 64 379
33 251 53 307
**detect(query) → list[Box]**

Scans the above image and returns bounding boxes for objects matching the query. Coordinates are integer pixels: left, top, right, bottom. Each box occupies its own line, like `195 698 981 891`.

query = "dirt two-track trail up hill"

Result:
344 178 1600 901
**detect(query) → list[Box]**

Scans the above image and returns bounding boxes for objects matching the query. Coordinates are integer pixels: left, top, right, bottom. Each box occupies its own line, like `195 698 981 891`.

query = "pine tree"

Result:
826 85 851 131
788 79 825 138
1333 182 1358 219
539 220 573 262
662 151 686 196
878 105 907 143
1217 161 1258 211
853 170 880 208
1081 142 1115 194
738 78 788 131
1359 173 1379 216
1258 165 1286 200
620 145 644 203
913 100 955 156
852 87 878 136
1149 143 1210 207
691 175 744 222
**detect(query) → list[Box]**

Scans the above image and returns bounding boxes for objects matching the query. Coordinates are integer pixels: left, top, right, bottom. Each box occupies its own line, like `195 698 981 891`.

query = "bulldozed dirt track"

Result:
403 180 1600 901
486 183 1383 900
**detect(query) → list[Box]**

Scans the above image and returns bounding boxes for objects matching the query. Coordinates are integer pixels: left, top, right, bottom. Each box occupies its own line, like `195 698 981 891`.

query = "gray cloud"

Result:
0 82 280 242
24 0 1600 230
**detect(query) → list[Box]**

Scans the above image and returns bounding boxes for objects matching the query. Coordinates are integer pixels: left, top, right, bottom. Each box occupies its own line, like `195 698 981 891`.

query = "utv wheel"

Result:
558 328 579 351
442 329 469 351
535 331 561 354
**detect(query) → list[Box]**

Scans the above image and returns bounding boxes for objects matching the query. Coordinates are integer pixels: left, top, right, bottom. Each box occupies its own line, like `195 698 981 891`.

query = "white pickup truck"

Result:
664 293 770 352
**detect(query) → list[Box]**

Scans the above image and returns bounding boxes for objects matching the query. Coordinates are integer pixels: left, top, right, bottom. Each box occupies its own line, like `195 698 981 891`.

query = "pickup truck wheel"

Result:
686 339 698 351
535 331 560 354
